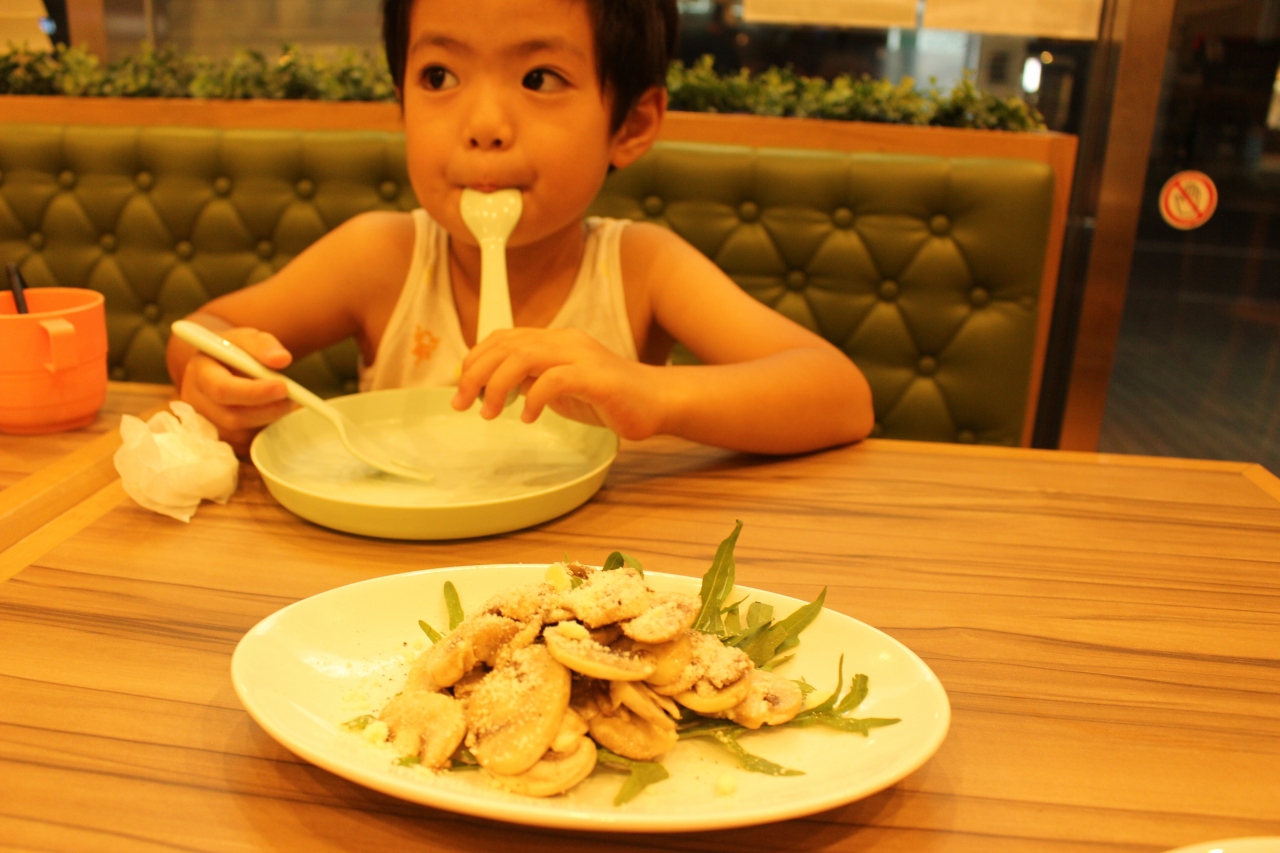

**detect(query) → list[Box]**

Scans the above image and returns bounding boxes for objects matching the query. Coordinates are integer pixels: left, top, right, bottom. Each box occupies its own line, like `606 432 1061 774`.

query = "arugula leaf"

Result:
709 730 804 776
602 551 644 576
791 676 815 696
746 601 774 629
394 755 421 767
740 622 791 668
595 747 670 805
723 604 741 636
443 581 465 631
773 587 826 647
835 673 869 714
761 654 795 672
341 714 375 732
418 619 442 643
786 659 900 737
694 520 743 636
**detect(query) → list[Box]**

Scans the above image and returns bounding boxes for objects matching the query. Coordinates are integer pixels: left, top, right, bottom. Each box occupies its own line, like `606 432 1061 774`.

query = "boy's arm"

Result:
165 211 414 451
456 224 874 454
629 223 874 453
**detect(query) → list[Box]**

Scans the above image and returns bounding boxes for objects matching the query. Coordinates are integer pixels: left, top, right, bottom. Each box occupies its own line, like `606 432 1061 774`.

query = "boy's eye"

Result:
522 68 567 93
421 65 459 91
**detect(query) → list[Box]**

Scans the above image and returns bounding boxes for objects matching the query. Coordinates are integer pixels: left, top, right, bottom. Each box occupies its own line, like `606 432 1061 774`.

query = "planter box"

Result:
0 95 1076 444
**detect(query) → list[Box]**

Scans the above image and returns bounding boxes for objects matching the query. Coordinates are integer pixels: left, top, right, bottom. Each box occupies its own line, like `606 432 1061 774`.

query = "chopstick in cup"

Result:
5 263 30 314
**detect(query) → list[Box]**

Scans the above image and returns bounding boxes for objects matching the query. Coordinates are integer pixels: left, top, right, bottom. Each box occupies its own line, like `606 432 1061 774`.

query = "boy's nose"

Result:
465 90 514 152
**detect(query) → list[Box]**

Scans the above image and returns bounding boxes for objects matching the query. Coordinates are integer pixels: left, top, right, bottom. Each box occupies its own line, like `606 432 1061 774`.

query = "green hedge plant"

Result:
0 43 1044 131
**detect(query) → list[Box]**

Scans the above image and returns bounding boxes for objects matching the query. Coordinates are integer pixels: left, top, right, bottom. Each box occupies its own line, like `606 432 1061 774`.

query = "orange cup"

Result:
0 287 108 434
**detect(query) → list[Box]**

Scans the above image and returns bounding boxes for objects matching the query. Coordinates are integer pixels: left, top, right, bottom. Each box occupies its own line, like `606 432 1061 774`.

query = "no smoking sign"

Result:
1159 170 1218 230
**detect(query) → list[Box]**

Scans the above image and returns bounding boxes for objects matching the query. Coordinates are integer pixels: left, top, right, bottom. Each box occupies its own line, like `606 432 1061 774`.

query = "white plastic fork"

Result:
171 320 435 482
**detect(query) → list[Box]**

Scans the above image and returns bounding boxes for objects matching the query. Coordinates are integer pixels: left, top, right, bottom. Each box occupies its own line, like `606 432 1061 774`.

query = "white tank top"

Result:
360 209 638 392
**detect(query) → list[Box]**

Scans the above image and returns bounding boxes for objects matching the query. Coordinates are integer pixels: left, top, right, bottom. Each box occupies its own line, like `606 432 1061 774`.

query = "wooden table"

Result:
2 384 1278 853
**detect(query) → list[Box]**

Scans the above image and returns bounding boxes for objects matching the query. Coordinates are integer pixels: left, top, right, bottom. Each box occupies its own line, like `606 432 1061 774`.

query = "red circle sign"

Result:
1159 171 1218 230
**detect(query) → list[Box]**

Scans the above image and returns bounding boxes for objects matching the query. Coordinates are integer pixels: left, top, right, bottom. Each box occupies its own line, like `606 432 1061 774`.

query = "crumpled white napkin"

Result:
113 401 239 522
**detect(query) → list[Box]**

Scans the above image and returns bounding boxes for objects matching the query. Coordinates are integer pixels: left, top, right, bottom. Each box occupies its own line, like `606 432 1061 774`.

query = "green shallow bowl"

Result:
250 387 618 540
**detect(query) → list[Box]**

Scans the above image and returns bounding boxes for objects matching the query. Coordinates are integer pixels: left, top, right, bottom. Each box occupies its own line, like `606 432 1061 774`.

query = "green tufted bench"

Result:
0 124 1053 445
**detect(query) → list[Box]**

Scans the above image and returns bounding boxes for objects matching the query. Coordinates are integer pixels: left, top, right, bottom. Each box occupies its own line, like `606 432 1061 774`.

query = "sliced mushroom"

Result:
619 592 701 644
562 568 652 628
587 706 679 761
723 670 804 729
485 735 598 798
616 632 693 688
648 631 750 698
378 690 467 768
480 581 559 624
588 623 623 646
609 680 680 731
404 613 522 692
465 645 571 776
544 622 655 681
550 707 590 753
675 673 753 714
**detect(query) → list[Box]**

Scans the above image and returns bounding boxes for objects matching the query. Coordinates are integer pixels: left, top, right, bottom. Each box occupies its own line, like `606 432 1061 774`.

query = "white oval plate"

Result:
1165 840 1280 853
231 565 950 832
250 387 617 540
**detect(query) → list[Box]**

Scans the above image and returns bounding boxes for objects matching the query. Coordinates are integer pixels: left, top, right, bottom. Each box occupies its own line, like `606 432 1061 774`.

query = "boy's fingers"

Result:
222 328 293 369
204 399 298 433
200 362 290 407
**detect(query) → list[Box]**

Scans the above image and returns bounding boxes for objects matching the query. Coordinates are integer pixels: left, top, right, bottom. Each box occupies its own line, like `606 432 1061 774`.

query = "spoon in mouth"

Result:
459 187 523 406
171 320 435 483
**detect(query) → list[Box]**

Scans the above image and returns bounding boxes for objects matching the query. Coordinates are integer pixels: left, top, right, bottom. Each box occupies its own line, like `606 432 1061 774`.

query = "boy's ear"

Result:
610 87 667 171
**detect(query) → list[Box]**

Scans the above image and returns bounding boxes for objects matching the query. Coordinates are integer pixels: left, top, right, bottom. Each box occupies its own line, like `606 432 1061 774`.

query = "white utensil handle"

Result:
476 239 514 343
170 320 330 411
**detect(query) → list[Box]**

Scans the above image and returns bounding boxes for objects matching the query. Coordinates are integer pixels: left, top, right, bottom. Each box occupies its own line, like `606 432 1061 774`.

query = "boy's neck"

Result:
448 220 587 346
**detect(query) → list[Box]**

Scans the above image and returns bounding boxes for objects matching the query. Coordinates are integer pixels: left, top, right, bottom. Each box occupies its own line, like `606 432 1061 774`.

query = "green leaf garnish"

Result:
693 520 742 636
785 658 900 736
449 748 481 771
791 676 815 696
443 581 464 631
746 601 773 628
602 551 644 576
595 747 670 804
418 619 442 643
340 714 374 732
394 755 421 767
710 730 804 776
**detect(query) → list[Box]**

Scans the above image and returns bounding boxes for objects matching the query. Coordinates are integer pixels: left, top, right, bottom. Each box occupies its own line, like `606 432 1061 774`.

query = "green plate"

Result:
250 387 617 539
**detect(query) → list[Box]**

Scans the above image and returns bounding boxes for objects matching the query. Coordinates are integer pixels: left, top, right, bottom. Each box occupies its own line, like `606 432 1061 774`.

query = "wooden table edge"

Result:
0 386 171 556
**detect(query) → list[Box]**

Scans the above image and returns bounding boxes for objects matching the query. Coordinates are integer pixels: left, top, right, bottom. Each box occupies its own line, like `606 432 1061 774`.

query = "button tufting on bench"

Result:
342 379 359 394
175 240 194 260
832 207 854 228
110 366 127 381
643 195 664 216
786 270 807 290
58 170 76 189
257 240 274 259
135 172 153 190
295 179 315 199
870 423 884 438
970 287 990 307
737 200 759 222
379 180 399 200
879 280 899 301
917 355 939 376
930 214 950 235
142 303 161 323
28 232 44 250
213 176 232 196
957 429 977 443
99 234 116 252
1018 295 1035 310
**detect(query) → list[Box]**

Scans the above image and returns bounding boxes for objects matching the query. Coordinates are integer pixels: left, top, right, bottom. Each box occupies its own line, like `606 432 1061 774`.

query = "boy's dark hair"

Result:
382 0 678 133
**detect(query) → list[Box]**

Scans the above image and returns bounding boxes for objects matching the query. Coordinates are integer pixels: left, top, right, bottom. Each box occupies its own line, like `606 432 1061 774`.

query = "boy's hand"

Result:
453 328 667 440
178 327 296 455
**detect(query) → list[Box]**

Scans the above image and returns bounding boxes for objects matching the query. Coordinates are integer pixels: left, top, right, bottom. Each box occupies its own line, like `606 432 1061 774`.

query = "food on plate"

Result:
344 522 900 805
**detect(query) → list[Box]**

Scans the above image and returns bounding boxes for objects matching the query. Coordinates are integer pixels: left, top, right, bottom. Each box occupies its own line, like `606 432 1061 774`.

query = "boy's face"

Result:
402 0 632 250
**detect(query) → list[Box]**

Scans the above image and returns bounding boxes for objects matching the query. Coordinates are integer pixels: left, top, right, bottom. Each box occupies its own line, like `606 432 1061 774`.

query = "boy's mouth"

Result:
464 183 522 194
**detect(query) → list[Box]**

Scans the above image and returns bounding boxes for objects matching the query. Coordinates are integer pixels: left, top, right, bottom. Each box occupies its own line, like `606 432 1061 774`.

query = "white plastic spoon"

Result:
460 187 522 342
459 188 523 408
171 320 434 482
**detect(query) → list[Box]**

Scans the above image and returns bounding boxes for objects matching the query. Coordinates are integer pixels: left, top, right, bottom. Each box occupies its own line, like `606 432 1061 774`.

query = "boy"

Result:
166 0 874 457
